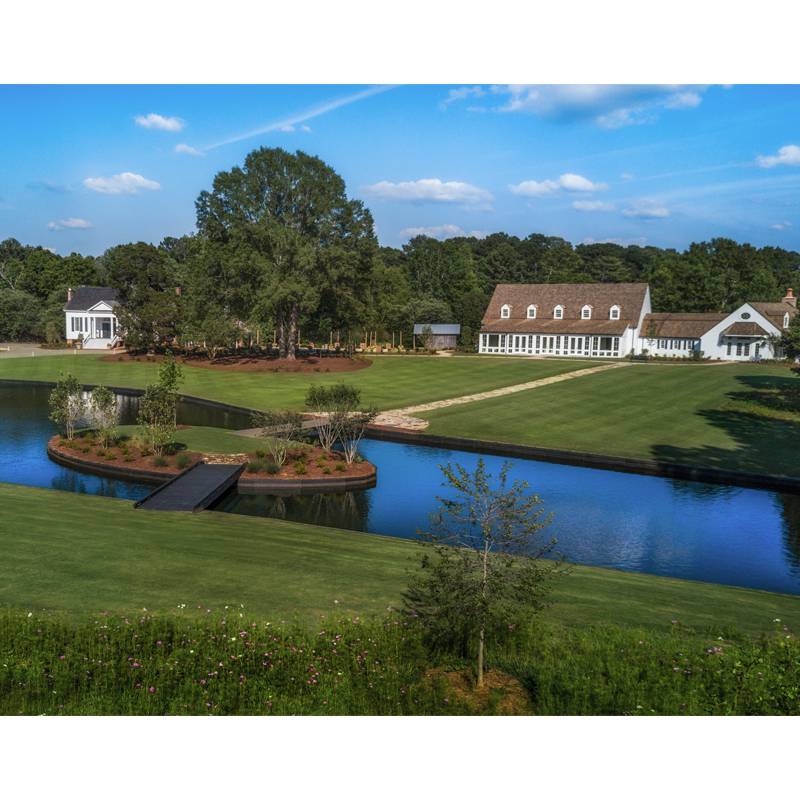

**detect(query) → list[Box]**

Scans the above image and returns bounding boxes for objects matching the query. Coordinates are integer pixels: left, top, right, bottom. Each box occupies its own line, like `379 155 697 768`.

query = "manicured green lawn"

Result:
0 353 581 412
2 482 797 635
422 362 800 478
116 424 260 454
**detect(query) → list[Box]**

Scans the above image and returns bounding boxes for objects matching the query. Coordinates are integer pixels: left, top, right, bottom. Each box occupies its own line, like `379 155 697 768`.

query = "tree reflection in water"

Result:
777 493 800 573
215 489 372 532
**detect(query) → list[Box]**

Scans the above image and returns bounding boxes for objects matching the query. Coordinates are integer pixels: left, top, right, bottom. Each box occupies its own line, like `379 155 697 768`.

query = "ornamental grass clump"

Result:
250 409 304 468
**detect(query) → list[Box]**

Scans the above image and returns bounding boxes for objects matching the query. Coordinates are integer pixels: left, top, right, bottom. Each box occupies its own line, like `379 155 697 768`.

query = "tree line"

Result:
3 146 800 353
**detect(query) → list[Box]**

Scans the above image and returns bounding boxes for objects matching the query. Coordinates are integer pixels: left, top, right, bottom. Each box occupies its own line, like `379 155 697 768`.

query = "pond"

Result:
3 382 800 595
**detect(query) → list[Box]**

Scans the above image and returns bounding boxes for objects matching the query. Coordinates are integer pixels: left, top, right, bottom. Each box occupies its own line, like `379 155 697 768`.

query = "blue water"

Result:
3 383 800 594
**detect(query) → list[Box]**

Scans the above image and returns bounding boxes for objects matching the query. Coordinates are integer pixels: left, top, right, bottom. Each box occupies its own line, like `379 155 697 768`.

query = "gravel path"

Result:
373 361 633 430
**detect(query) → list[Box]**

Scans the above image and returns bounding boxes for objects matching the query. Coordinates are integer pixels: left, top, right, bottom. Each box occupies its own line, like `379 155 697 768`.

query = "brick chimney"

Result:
67 287 73 302
783 288 796 308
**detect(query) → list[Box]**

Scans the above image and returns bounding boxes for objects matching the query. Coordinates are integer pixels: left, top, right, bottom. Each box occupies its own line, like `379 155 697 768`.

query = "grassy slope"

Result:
422 362 800 478
2 482 797 635
0 354 580 412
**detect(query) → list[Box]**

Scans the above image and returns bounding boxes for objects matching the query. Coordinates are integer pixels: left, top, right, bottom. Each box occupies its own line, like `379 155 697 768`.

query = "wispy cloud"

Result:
27 180 73 194
135 113 185 132
572 200 615 212
365 178 492 206
772 221 792 231
622 200 670 219
756 144 800 168
47 217 93 231
83 172 161 194
201 85 393 152
509 173 607 197
446 85 708 128
175 143 203 156
400 224 487 240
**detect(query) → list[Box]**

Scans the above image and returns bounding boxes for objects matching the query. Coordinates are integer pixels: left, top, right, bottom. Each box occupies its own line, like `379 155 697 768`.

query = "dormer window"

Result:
609 305 620 320
500 304 511 319
784 312 790 329
581 305 592 320
527 304 537 319
553 305 564 320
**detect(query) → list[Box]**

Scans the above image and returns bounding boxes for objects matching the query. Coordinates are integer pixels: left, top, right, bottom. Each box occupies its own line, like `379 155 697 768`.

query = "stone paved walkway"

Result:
372 361 633 430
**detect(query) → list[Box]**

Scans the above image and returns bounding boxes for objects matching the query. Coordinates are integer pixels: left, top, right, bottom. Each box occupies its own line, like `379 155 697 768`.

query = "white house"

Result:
479 282 797 361
64 286 122 349
636 290 797 360
479 282 651 358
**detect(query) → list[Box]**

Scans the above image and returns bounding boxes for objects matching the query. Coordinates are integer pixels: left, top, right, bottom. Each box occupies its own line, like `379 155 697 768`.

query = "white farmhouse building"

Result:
479 283 651 358
636 291 797 360
64 286 122 349
479 282 797 361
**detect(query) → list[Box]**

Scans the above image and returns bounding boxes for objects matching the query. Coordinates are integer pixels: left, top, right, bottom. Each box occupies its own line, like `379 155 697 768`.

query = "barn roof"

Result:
413 324 461 335
481 283 648 334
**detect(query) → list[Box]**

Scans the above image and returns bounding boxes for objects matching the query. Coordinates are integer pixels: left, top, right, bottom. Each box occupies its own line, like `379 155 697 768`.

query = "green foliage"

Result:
0 609 797 715
152 455 168 467
175 453 191 470
250 409 304 467
137 356 183 455
48 373 85 440
404 459 559 687
87 385 117 448
779 313 800 361
305 383 363 452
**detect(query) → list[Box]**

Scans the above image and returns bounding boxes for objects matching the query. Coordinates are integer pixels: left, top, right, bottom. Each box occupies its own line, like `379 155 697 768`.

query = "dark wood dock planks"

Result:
135 463 244 512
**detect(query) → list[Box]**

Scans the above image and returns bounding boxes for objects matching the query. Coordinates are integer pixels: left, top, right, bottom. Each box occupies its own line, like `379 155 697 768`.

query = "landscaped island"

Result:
47 426 377 492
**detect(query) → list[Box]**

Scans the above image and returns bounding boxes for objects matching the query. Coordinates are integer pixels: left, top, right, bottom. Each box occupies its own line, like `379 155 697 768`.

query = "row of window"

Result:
500 303 620 321
653 339 696 350
69 316 87 333
727 341 761 357
481 333 620 354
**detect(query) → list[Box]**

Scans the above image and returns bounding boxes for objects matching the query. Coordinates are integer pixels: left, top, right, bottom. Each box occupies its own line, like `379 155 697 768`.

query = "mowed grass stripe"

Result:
0 354 583 412
2 483 798 635
422 362 800 477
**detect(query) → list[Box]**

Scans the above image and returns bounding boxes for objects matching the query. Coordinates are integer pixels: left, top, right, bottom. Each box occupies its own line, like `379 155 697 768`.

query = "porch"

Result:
480 332 621 358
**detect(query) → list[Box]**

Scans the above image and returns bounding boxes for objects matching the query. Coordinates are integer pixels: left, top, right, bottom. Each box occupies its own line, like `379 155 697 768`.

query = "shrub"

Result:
246 459 265 473
175 453 191 469
48 373 85 440
322 466 332 475
152 455 168 467
255 449 266 459
335 462 346 472
294 462 307 475
265 462 280 475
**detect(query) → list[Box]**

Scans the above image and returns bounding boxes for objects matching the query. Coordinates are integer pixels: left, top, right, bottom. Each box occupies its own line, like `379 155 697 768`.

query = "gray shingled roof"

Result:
64 286 120 311
413 324 461 335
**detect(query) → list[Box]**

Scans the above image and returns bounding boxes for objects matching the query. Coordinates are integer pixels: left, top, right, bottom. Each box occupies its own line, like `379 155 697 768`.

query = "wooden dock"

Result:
134 462 244 512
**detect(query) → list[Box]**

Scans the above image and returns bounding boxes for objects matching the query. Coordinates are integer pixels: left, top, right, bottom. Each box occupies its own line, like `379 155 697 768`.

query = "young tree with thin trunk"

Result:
403 459 560 688
87 385 118 448
137 356 183 454
251 409 304 467
49 373 85 440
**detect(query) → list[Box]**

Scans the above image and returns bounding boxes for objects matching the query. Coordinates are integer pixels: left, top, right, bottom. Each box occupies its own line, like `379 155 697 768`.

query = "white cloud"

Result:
583 236 648 247
756 144 800 168
83 172 161 194
771 221 792 231
300 124 312 133
135 113 185 132
278 124 295 132
510 173 607 197
572 200 615 212
365 178 492 206
47 217 93 231
622 201 670 219
462 84 709 128
175 143 203 156
620 172 635 181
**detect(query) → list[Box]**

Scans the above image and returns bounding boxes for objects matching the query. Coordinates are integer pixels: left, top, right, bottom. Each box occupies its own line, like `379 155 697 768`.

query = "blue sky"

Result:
1 84 799 255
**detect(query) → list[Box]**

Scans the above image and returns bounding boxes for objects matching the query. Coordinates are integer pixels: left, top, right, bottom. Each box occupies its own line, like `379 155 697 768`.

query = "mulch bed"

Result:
48 434 374 483
422 668 532 715
102 353 372 374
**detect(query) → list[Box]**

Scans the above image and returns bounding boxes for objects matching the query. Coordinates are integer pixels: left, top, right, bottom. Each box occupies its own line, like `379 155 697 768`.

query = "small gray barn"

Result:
413 323 461 350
